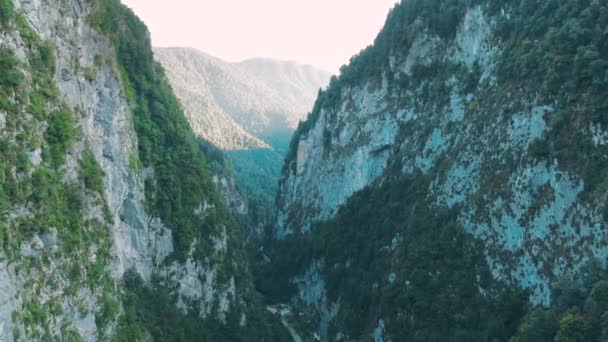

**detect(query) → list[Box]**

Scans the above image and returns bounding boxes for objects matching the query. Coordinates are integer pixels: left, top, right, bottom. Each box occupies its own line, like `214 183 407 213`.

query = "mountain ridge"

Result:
154 46 331 151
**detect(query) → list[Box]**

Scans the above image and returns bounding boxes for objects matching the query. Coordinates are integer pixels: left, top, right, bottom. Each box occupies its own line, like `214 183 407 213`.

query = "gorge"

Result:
1 0 608 341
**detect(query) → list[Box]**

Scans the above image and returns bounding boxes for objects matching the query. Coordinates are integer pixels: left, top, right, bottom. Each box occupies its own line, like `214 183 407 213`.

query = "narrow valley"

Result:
1 0 608 341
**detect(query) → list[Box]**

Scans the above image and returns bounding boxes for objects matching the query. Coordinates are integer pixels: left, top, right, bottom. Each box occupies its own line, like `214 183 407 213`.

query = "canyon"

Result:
1 0 608 341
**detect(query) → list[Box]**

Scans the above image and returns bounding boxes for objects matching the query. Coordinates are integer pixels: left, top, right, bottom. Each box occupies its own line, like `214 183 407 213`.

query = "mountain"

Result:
238 58 333 129
264 0 608 340
154 47 331 151
155 48 331 238
0 0 287 340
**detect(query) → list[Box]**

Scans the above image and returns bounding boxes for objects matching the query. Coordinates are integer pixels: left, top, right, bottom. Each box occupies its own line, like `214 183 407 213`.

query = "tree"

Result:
555 313 590 342
0 0 13 24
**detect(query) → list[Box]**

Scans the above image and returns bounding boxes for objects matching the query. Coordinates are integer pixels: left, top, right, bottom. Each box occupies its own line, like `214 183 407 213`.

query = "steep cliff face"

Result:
0 0 276 340
14 0 166 282
273 0 608 340
0 0 132 338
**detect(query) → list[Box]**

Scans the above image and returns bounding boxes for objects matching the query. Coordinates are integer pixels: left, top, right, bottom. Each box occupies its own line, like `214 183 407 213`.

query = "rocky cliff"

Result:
271 0 608 340
0 0 280 340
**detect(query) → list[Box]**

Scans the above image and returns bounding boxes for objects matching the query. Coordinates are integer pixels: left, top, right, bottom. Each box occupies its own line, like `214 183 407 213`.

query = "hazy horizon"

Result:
154 46 329 71
121 0 399 73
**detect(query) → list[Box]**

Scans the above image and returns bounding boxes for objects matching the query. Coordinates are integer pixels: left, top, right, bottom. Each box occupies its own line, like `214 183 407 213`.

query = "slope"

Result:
0 0 284 340
266 0 608 340
154 47 331 151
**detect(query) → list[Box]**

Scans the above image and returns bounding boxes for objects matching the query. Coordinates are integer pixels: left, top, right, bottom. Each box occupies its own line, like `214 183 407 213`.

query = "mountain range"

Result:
154 47 331 151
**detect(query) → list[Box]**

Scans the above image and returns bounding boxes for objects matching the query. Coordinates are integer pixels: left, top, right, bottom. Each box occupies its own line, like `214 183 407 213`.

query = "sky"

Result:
121 0 399 73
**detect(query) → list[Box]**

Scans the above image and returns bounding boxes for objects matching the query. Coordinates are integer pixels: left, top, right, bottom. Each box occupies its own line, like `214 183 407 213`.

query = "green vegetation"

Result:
494 0 608 195
283 0 481 170
284 0 608 183
0 195 8 249
263 172 608 341
80 149 104 194
116 270 233 341
83 66 97 82
116 269 290 342
0 10 119 339
227 149 282 207
93 54 103 67
44 106 76 167
88 1 282 340
22 298 45 325
28 91 46 119
273 1 608 340
512 269 608 342
261 173 529 340
0 48 23 111
30 40 55 74
62 328 84 342
227 147 282 242
0 0 13 25
322 128 331 150
224 130 293 241
128 153 142 173
89 0 225 257
497 0 608 104
95 292 120 329
0 15 86 260
0 48 22 88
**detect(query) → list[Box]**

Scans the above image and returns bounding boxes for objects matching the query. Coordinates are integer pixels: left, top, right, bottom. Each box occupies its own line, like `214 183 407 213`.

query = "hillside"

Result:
267 0 608 340
238 58 333 129
154 47 331 151
0 0 285 340
154 47 331 236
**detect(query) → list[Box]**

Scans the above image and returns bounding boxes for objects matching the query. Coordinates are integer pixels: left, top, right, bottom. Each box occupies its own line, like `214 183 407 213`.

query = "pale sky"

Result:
121 0 399 73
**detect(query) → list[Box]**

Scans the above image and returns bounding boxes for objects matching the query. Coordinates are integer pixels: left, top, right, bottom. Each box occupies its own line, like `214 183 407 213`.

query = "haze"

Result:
121 0 399 73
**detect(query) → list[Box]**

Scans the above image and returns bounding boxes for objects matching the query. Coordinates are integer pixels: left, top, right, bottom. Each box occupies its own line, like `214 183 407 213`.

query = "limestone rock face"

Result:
0 1 263 340
274 3 608 337
14 0 167 280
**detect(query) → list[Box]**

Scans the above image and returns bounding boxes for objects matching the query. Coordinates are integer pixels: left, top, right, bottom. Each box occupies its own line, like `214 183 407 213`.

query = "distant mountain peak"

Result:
154 47 331 150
